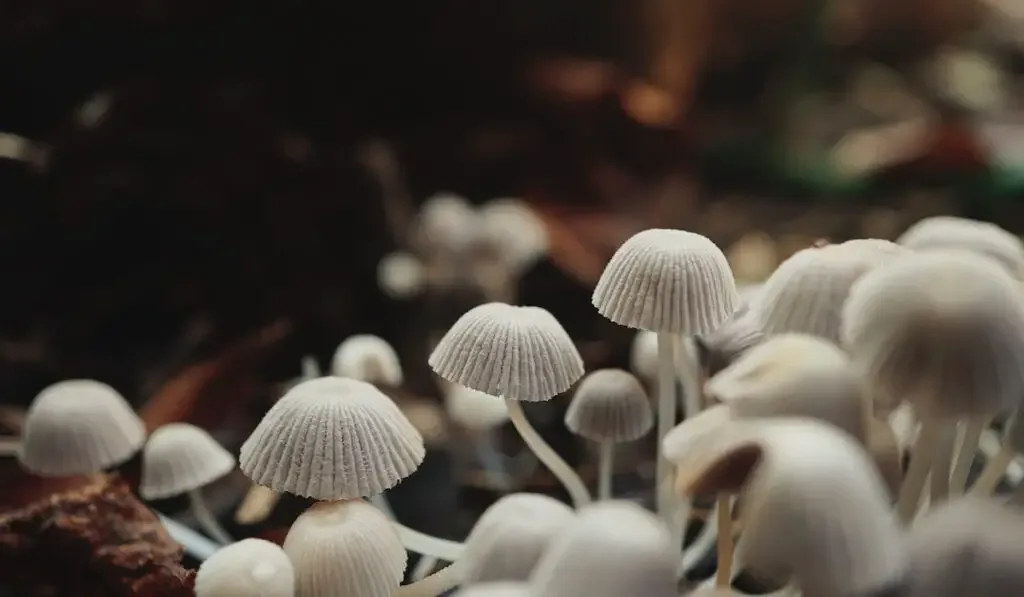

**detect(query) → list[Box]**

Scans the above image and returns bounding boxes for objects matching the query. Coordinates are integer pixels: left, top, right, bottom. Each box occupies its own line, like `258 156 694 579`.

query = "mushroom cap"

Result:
443 383 509 430
416 193 478 253
477 198 548 272
453 582 533 597
706 334 868 442
752 239 905 343
284 500 406 597
906 498 1024 597
331 334 404 386
673 419 904 597
239 377 425 500
140 423 236 500
530 501 678 597
377 251 425 299
195 538 294 597
462 493 576 584
592 229 738 335
428 303 584 402
694 306 765 377
897 215 1024 278
841 250 1024 419
565 369 653 443
629 331 659 381
662 403 734 463
19 379 146 476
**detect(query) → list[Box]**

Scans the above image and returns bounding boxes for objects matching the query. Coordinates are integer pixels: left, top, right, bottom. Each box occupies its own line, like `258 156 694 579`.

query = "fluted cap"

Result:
429 303 584 402
141 423 236 500
240 377 425 500
565 369 653 443
593 229 738 335
898 215 1024 278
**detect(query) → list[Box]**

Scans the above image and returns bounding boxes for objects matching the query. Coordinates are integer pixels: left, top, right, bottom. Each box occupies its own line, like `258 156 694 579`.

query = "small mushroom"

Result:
429 302 589 507
331 334 404 387
842 251 1024 520
378 251 426 299
195 538 294 597
530 501 679 597
284 500 407 597
897 215 1024 280
18 379 146 476
565 369 653 500
592 228 738 537
141 423 236 544
476 198 549 275
415 193 479 256
461 493 576 584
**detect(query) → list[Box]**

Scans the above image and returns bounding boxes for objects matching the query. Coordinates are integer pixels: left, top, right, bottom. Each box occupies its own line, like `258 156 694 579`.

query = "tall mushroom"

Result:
428 302 590 507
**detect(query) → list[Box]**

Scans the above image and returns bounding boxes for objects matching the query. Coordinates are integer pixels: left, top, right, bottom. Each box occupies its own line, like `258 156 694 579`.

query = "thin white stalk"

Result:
927 422 957 507
680 499 719 574
234 485 280 525
673 334 700 554
949 417 990 496
158 513 219 561
411 556 439 581
597 441 615 500
392 560 462 597
969 444 1016 496
371 493 397 520
301 355 321 378
391 519 466 561
0 436 20 456
504 398 591 507
656 332 678 531
897 421 941 524
187 488 233 544
715 495 733 588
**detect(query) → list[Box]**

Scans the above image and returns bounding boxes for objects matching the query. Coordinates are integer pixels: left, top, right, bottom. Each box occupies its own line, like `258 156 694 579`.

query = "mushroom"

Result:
842 251 1024 520
530 501 679 597
17 379 146 476
897 215 1024 279
564 369 653 500
284 500 407 597
592 228 738 539
331 334 404 387
378 251 427 299
415 193 479 256
461 493 576 584
195 538 294 597
476 197 549 276
672 419 906 597
141 423 237 544
238 376 465 579
905 497 1024 597
692 305 765 382
751 238 905 344
428 302 590 506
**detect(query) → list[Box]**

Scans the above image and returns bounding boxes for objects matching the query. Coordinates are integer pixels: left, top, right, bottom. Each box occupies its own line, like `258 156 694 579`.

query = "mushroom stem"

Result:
187 488 233 544
505 398 592 507
928 422 957 506
157 512 219 561
897 421 942 523
674 335 702 419
301 355 321 378
391 519 466 561
969 444 1016 496
597 441 615 500
234 485 279 525
715 495 733 588
656 332 679 531
679 499 719 576
0 436 20 455
392 561 462 597
949 417 990 496
410 556 438 581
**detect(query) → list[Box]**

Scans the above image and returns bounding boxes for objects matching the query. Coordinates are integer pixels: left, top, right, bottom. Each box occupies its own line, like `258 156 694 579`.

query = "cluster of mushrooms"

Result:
6 213 1024 597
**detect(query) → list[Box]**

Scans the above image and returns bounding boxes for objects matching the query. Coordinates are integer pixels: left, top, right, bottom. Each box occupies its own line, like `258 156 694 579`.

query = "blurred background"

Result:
1 0 1024 584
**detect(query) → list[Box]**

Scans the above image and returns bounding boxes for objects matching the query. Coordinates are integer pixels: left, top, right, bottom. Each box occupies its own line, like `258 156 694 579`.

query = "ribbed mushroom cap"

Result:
284 500 406 597
443 383 509 430
898 215 1024 278
477 198 548 272
453 582 533 597
694 306 765 377
140 423 236 500
906 498 1024 597
428 303 584 402
752 239 906 343
195 538 294 597
530 501 678 597
462 493 576 584
565 369 653 443
239 377 425 500
19 379 146 476
331 334 404 386
706 334 869 442
842 250 1024 419
592 229 738 335
673 419 905 597
629 331 659 381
